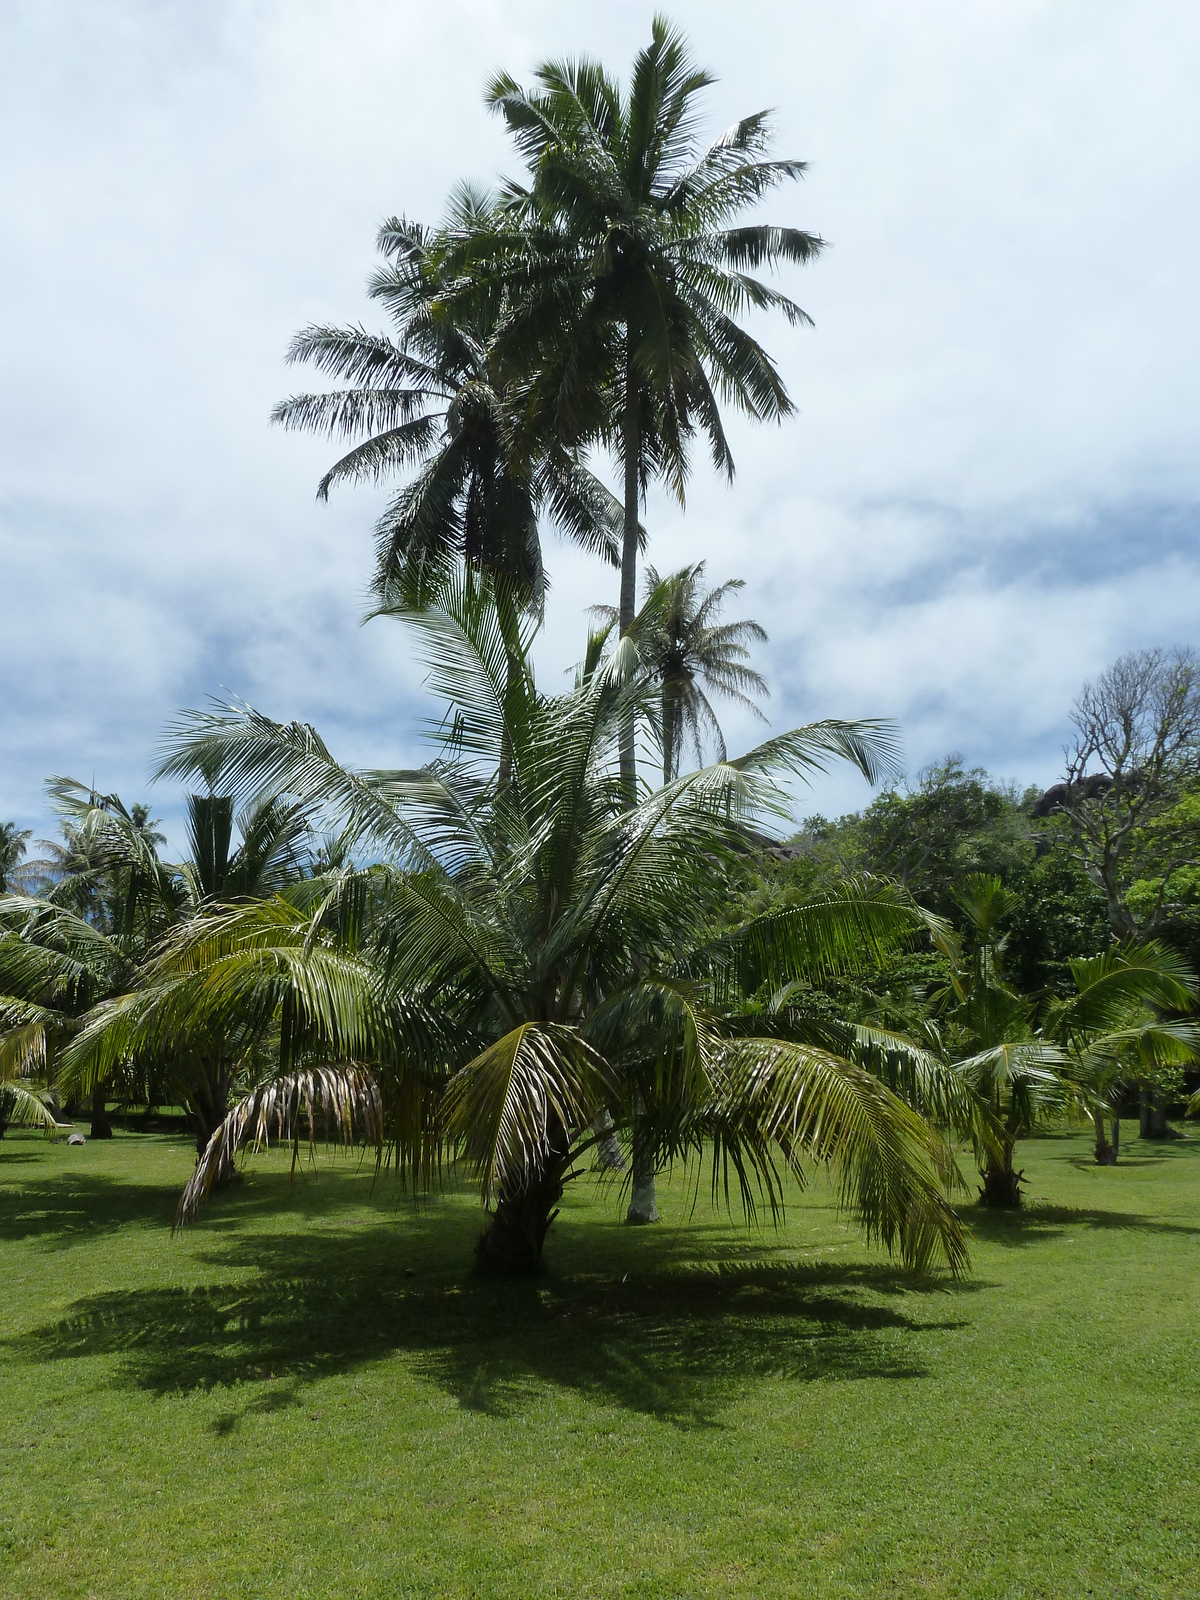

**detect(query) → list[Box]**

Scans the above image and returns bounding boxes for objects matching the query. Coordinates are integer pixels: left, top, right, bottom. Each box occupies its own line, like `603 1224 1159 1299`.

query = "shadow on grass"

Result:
0 1173 184 1246
968 1202 1200 1247
8 1210 971 1429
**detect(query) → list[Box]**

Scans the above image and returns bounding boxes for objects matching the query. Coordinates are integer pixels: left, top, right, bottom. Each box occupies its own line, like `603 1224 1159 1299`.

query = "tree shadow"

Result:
0 1173 184 1247
967 1202 1200 1248
0 1142 376 1247
8 1214 971 1430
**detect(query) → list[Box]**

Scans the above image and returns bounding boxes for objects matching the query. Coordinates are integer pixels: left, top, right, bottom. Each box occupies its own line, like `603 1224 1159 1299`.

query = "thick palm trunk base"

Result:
1139 1087 1182 1141
979 1159 1025 1208
476 1173 565 1277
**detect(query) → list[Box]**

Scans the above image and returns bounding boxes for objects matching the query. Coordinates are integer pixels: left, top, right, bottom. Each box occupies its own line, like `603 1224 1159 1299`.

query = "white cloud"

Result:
2 0 1198 848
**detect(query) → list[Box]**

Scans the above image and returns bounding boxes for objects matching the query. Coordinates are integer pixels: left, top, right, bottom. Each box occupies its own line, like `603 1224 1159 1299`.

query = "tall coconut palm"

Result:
272 189 625 614
68 571 971 1279
445 18 821 794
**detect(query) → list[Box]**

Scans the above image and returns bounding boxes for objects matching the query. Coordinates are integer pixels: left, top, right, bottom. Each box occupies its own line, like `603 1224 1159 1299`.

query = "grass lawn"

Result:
2 1125 1198 1599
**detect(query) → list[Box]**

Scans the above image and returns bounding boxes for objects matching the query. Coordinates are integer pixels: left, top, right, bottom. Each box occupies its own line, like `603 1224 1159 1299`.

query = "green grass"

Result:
2 1126 1198 1599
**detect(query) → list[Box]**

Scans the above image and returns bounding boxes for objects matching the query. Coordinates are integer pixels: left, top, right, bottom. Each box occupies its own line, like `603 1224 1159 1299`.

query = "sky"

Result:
2 0 1198 853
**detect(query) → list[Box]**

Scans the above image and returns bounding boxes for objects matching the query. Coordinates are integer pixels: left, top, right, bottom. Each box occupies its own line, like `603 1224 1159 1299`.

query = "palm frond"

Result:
176 1065 383 1227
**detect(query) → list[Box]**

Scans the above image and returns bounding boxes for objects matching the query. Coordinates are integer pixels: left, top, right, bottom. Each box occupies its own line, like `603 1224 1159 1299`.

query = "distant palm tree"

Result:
1045 943 1199 1165
444 18 821 793
601 563 769 785
0 822 31 895
594 562 768 1220
3 781 310 1152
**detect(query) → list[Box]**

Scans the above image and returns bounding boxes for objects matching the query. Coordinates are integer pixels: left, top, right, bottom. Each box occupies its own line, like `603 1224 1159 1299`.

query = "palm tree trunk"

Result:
662 681 674 786
1110 1114 1120 1162
616 351 657 1220
496 589 523 795
476 1121 573 1275
188 1059 235 1186
592 1107 625 1171
618 358 640 804
89 1080 113 1140
1138 1083 1180 1140
979 1135 1024 1207
625 1108 659 1225
1092 1107 1116 1165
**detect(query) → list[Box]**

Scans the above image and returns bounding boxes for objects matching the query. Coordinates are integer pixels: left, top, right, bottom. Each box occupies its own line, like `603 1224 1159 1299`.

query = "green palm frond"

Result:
176 1065 383 1227
0 1078 57 1131
444 1022 615 1201
728 1038 969 1275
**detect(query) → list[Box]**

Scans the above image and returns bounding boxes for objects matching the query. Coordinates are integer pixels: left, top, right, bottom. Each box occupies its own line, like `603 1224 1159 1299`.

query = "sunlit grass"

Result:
2 1124 1198 1598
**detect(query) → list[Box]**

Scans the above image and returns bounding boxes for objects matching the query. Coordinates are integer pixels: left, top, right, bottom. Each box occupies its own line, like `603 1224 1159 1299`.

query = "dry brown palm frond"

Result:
175 1064 383 1228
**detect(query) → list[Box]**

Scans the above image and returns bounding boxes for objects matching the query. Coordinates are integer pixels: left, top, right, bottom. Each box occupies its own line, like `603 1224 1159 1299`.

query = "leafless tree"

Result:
1048 648 1200 937
1041 649 1200 1138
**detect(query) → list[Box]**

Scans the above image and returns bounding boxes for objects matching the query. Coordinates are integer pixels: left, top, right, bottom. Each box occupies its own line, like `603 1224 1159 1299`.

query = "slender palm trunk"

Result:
617 360 659 1225
1110 1114 1120 1162
496 588 524 796
1092 1107 1116 1165
89 1080 113 1139
618 357 640 805
662 681 674 786
592 1107 625 1171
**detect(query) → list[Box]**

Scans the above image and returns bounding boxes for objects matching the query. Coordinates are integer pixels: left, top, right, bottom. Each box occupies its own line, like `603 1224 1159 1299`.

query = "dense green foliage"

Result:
762 758 1112 994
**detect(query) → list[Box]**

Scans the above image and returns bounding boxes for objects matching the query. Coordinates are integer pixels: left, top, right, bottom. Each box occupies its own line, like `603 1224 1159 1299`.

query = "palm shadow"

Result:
9 1208 971 1430
967 1201 1200 1247
0 1172 184 1246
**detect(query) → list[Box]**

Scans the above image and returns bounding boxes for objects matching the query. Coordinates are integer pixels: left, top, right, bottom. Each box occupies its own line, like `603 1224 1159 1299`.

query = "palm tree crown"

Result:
272 191 624 610
601 562 769 783
433 17 821 792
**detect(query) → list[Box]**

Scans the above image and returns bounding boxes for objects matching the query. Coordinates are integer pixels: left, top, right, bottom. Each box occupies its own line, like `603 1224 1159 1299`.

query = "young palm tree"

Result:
937 882 1198 1196
67 572 970 1279
1045 944 1199 1165
937 875 1066 1207
444 18 821 793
